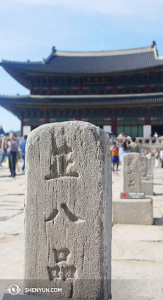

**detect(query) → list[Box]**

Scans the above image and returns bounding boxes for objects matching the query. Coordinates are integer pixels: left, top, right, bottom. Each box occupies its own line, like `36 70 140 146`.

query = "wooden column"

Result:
44 108 48 123
146 106 151 125
47 76 51 95
146 73 150 93
112 117 117 136
21 118 24 137
113 75 116 94
111 107 117 136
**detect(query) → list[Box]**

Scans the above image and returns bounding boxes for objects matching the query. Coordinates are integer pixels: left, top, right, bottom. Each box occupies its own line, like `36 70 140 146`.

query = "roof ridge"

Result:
53 46 153 57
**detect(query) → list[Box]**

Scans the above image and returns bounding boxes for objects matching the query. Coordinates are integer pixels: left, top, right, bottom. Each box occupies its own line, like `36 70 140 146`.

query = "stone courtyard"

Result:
0 162 163 299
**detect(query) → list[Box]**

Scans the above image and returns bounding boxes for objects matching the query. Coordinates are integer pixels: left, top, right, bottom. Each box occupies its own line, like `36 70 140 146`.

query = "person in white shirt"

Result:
154 132 158 138
146 150 151 160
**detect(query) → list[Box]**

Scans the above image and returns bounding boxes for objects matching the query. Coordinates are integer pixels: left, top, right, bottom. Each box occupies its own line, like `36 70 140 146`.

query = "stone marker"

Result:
123 153 141 193
141 156 149 180
24 121 112 300
113 153 153 225
147 157 152 175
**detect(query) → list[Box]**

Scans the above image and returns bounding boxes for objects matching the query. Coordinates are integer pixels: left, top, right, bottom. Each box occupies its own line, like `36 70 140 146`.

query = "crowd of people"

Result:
0 133 27 177
117 131 163 139
0 132 163 177
110 136 163 174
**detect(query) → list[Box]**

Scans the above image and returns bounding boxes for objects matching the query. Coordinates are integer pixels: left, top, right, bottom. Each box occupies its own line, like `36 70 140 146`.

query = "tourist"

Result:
126 140 131 146
154 132 158 138
0 133 9 166
20 135 27 174
111 141 119 175
119 141 129 167
7 133 19 177
160 149 163 168
146 150 152 159
109 131 114 138
128 137 140 153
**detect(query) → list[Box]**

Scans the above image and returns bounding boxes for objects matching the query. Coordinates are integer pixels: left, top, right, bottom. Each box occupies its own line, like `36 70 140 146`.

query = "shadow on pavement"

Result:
154 218 163 226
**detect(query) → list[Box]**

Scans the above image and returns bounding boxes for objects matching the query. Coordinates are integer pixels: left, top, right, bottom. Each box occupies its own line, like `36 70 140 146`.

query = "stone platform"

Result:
113 198 153 225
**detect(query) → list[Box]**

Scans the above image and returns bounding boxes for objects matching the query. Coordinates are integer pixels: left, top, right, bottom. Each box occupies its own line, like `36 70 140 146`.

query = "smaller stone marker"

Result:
113 153 153 225
141 156 149 180
141 156 153 195
147 157 152 175
123 153 141 193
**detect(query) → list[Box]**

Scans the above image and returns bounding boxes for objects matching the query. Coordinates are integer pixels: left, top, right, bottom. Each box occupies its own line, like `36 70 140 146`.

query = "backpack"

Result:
112 146 118 157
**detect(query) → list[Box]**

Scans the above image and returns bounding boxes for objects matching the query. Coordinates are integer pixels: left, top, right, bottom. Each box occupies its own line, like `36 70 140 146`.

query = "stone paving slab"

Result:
112 279 163 300
0 234 23 279
0 195 25 203
113 240 163 262
0 213 24 235
0 210 23 221
112 224 163 241
0 203 24 210
112 260 163 279
153 208 162 218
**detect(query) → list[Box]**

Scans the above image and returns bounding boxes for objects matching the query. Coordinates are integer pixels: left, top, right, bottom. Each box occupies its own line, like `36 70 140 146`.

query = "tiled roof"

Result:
1 45 163 75
1 93 163 107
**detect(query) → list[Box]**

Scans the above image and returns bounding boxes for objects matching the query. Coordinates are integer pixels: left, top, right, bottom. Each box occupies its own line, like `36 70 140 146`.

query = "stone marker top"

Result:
123 153 141 193
25 121 112 300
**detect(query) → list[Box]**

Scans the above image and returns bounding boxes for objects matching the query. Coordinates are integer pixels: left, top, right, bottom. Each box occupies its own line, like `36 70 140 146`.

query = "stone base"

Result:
148 174 153 181
141 180 153 195
113 198 153 225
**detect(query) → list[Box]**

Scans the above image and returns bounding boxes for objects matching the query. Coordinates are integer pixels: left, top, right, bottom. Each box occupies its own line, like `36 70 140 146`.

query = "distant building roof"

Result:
1 43 163 77
0 93 163 107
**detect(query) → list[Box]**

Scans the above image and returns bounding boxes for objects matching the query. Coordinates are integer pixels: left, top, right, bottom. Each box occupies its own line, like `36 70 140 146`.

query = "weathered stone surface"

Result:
113 198 153 225
24 121 112 300
148 174 153 181
141 156 148 178
123 153 141 193
147 157 152 174
141 181 153 195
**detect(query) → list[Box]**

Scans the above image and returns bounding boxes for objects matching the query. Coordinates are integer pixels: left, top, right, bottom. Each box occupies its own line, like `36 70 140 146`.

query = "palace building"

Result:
0 41 163 137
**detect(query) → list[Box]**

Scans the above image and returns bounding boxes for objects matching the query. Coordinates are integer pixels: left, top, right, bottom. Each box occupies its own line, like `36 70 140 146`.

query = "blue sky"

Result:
1 0 163 132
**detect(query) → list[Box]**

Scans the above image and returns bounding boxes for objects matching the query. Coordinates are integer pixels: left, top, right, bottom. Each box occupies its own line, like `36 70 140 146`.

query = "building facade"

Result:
0 42 163 137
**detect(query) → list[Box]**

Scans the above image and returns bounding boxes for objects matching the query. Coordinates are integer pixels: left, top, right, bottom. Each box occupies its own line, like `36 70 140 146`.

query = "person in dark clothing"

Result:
20 135 27 174
7 133 19 177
